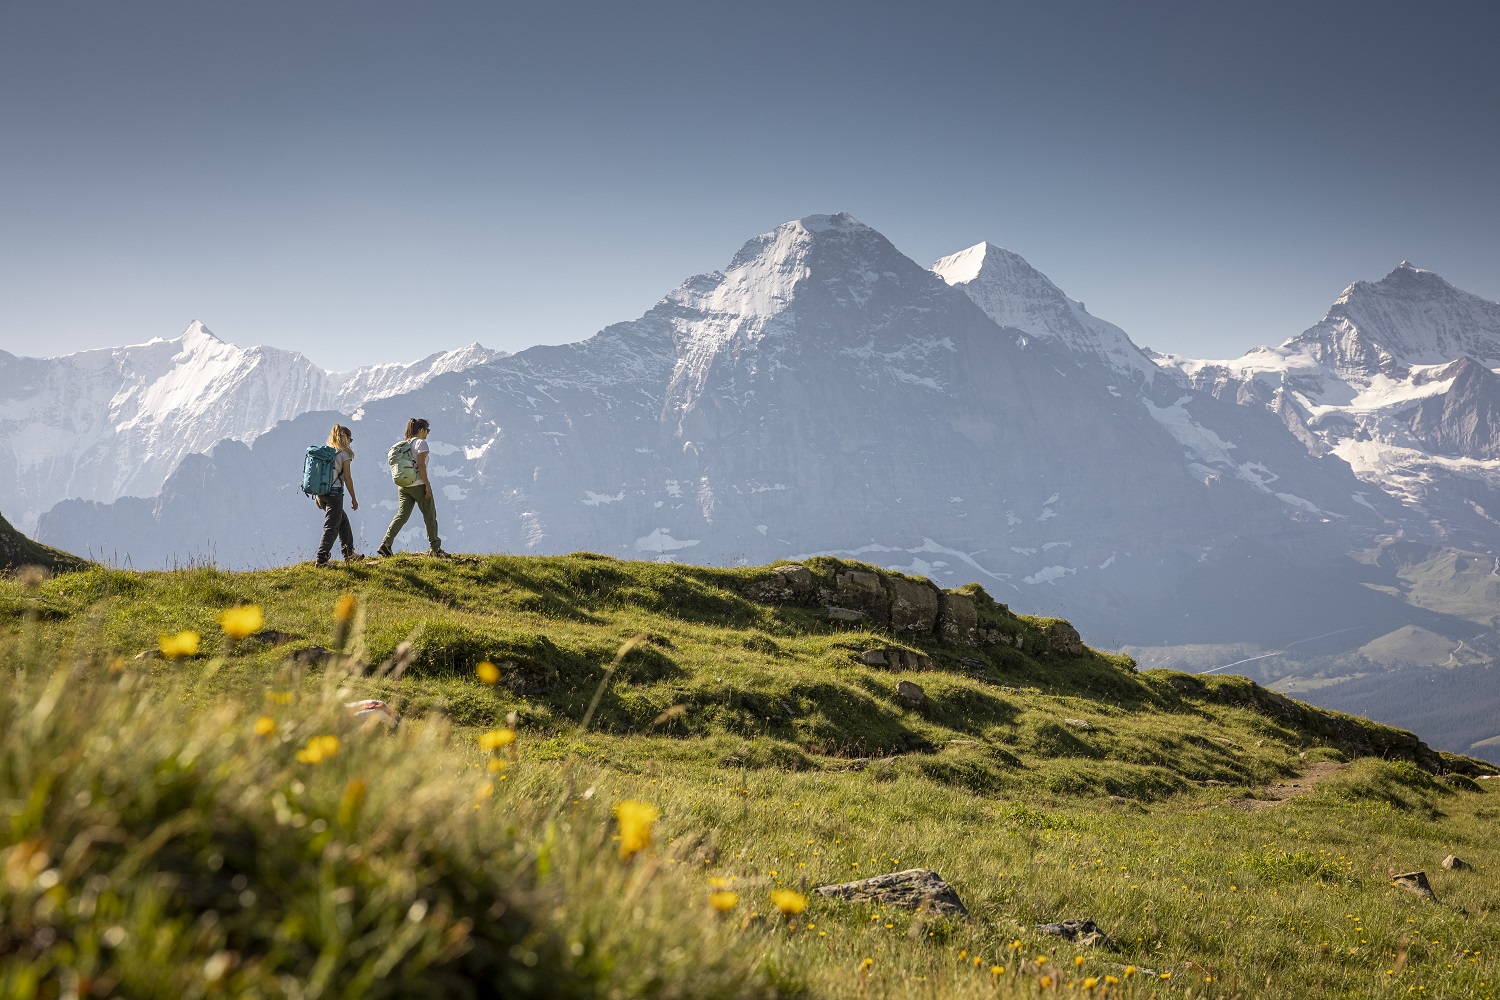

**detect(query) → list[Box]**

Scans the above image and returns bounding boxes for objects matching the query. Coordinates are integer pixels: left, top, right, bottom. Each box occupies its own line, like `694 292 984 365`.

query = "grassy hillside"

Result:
2 554 1496 998
0 510 89 574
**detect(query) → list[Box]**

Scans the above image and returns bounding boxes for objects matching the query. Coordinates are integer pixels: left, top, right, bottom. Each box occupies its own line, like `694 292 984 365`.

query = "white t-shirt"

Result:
332 448 351 486
410 438 429 484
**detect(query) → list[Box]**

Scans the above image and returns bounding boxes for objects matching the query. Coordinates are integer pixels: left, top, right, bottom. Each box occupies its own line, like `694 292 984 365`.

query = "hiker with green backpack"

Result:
376 417 447 558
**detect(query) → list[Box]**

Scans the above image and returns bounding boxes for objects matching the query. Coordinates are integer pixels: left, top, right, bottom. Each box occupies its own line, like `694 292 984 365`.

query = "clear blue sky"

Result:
2 0 1496 368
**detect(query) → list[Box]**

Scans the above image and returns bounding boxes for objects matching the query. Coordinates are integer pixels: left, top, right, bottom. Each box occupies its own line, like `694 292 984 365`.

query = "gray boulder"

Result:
1392 871 1436 901
888 576 940 633
748 564 816 604
814 868 968 918
896 680 926 707
1036 918 1116 949
828 570 890 624
936 591 978 645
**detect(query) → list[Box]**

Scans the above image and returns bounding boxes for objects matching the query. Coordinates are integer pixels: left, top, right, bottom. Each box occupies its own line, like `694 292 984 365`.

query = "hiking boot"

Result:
376 544 393 558
315 557 331 568
430 548 452 559
343 551 366 563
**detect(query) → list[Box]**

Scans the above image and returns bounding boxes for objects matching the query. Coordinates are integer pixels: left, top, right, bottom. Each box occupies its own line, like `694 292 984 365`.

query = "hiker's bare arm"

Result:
417 451 431 497
343 462 358 511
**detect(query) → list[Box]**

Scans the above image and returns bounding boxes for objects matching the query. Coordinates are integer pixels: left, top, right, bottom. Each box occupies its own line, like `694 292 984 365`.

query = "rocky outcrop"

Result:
746 564 816 604
888 576 940 633
1036 619 1085 656
814 869 968 918
824 570 890 623
742 561 1093 662
936 591 977 645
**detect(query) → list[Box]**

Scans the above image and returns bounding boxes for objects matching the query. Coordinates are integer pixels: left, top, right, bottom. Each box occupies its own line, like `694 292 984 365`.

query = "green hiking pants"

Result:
381 484 442 552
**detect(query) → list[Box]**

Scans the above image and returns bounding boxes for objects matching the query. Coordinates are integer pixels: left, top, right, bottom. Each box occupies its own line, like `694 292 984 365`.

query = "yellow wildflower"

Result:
708 877 731 888
1105 975 1120 986
219 605 264 638
1083 977 1098 990
253 715 276 737
709 891 739 912
295 734 340 764
614 799 658 859
1123 966 1136 978
158 630 200 659
478 729 516 751
335 593 357 621
1039 975 1052 989
770 889 808 915
991 965 1005 976
476 660 500 685
1075 956 1086 968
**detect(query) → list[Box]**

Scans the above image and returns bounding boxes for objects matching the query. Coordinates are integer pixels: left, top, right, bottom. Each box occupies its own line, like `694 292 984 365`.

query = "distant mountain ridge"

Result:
1156 261 1500 550
34 215 1400 641
28 215 1500 753
0 323 502 532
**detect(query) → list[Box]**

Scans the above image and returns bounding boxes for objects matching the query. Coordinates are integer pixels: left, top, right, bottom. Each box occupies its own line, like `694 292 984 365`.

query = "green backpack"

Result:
387 439 421 488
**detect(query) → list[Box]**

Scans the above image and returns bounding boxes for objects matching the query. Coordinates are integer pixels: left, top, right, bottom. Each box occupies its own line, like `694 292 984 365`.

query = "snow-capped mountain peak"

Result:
931 241 1160 381
0 324 502 532
1289 260 1500 372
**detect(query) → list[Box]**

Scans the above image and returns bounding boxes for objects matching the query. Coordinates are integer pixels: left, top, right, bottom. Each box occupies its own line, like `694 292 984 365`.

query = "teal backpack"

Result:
388 440 421 487
302 445 339 496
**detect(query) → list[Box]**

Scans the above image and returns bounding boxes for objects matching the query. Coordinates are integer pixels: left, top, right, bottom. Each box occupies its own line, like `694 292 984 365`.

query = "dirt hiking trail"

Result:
1229 760 1346 812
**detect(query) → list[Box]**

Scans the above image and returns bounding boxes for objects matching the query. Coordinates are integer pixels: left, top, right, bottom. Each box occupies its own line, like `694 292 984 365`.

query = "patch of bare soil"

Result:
1229 760 1346 812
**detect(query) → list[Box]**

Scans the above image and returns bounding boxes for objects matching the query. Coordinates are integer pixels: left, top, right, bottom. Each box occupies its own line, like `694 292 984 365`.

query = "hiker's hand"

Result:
351 499 359 511
425 484 431 499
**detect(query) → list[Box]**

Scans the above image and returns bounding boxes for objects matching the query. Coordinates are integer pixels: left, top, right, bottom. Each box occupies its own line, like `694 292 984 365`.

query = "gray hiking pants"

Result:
316 490 354 563
381 484 442 552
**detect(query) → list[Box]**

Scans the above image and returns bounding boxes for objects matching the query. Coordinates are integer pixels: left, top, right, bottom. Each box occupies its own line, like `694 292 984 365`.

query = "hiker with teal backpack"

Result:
377 418 447 557
302 423 364 566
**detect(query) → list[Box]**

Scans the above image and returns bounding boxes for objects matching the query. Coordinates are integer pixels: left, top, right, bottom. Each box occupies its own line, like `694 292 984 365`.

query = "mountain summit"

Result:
931 242 1160 382
1291 261 1500 372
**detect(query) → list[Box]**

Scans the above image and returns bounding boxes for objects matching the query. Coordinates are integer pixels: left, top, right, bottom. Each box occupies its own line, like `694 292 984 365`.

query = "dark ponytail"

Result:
405 417 430 439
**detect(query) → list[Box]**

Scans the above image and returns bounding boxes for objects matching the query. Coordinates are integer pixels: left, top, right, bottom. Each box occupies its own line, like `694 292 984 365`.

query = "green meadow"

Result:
1 554 1495 999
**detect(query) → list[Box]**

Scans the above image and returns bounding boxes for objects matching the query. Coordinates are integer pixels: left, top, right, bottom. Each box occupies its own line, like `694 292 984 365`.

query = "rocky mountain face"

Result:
40 214 1432 653
1157 262 1500 552
0 323 501 533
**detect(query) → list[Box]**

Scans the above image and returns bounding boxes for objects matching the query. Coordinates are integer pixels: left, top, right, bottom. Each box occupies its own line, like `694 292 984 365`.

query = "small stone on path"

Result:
1441 854 1473 871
